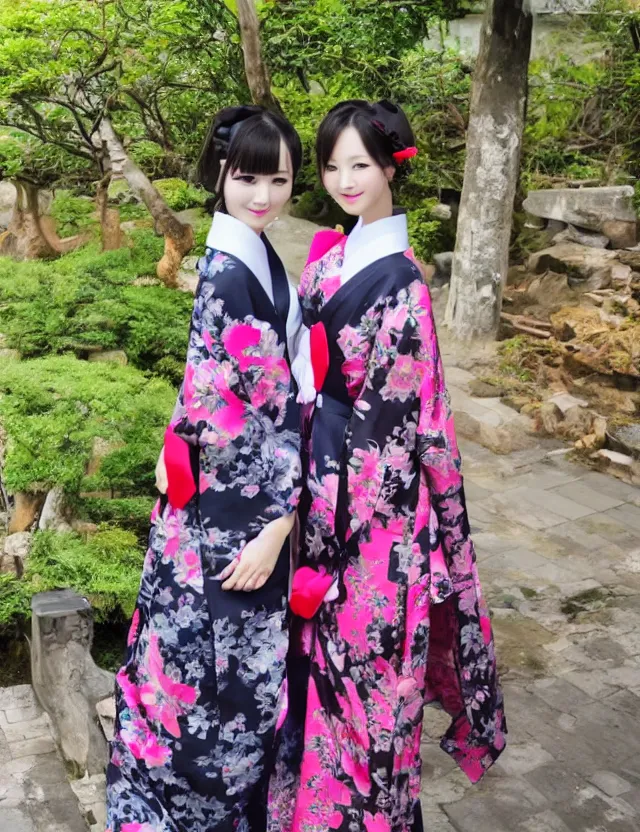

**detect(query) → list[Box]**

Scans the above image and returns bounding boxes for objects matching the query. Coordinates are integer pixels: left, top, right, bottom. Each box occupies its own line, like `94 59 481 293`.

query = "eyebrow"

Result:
327 155 369 163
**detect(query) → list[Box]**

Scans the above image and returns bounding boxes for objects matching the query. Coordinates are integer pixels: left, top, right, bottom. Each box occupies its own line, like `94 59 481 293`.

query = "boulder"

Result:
31 590 115 776
607 424 640 460
433 252 454 285
0 531 32 577
430 203 452 221
618 250 640 271
177 254 200 294
552 224 610 249
38 487 72 532
8 492 46 533
265 214 323 283
523 186 637 249
546 392 588 414
528 243 619 290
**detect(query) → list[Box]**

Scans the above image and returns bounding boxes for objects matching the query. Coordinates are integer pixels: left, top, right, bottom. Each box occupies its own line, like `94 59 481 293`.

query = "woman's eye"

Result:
354 163 369 170
234 174 255 183
273 177 289 186
325 164 338 172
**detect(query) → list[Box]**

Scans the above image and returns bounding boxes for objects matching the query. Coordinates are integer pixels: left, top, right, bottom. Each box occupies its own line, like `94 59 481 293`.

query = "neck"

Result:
360 191 393 226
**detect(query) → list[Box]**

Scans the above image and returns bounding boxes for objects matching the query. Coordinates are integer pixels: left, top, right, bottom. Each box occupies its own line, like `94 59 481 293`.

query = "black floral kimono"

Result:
106 212 302 832
268 215 506 832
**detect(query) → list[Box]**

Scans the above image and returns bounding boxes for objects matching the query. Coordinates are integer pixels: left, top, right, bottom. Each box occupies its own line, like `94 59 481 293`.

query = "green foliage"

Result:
153 178 207 212
76 497 156 543
0 355 175 494
50 191 97 238
0 529 144 628
406 204 445 263
0 231 192 380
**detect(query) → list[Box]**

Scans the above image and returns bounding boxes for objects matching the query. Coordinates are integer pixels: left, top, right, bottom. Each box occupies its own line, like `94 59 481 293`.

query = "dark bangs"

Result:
198 109 303 198
316 99 414 178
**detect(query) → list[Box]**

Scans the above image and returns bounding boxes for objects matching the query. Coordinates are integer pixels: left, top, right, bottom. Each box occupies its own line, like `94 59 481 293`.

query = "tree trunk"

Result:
444 1 533 341
96 173 122 252
0 181 57 259
236 0 282 113
98 118 193 287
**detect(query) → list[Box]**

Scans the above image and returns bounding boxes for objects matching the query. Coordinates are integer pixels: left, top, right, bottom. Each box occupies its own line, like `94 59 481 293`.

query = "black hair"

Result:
316 99 415 179
197 105 303 211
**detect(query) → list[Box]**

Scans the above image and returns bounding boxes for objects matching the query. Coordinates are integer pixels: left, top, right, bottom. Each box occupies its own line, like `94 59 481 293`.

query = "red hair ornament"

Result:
392 146 418 163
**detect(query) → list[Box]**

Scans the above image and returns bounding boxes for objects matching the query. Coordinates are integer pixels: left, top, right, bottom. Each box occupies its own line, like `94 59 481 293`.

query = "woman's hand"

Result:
155 447 168 494
220 512 296 592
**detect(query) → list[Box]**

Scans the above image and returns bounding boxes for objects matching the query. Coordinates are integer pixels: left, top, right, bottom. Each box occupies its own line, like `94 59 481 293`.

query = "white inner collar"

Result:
341 213 409 284
206 212 273 303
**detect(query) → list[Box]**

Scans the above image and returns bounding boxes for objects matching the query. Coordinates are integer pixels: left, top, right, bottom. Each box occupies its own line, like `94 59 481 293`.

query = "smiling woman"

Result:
106 106 307 832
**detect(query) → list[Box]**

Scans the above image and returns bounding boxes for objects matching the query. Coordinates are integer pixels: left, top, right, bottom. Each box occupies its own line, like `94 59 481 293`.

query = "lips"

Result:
249 207 270 217
341 193 363 203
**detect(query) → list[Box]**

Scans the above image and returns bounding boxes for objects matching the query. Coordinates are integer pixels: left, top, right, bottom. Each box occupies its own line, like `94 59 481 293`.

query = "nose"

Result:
338 167 354 192
253 180 270 206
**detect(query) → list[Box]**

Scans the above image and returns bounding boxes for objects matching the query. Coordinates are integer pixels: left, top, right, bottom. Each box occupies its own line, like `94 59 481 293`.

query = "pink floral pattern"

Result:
107 246 301 831
268 236 506 832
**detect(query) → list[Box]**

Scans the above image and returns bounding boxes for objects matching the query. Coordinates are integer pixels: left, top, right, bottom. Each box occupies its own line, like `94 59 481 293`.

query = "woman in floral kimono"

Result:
268 100 506 832
106 106 305 832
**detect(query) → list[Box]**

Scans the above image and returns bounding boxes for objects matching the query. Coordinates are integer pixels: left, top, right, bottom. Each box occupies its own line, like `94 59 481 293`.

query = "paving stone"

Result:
4 707 42 725
525 762 590 805
530 678 594 713
517 809 573 832
500 466 583 492
605 504 640 535
578 513 640 549
7 737 56 760
504 486 596 520
495 742 555 776
571 702 640 758
556 788 637 831
583 636 631 664
546 520 627 554
551 481 624 512
605 689 640 717
444 776 547 831
580 471 639 503
589 770 633 797
0 686 37 712
0 807 35 832
475 493 569 531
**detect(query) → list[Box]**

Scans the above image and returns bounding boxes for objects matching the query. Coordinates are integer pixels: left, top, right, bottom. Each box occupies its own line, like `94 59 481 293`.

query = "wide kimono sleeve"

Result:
341 275 506 782
168 249 301 516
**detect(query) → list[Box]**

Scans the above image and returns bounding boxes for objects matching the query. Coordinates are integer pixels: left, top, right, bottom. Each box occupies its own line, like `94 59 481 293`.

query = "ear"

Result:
384 165 395 182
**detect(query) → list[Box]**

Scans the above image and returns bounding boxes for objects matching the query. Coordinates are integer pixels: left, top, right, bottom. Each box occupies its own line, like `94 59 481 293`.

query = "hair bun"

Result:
370 100 415 155
211 105 265 158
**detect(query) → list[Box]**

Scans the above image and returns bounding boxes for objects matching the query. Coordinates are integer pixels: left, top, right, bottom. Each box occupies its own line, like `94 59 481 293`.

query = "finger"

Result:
216 557 239 583
234 568 259 592
254 573 267 590
222 561 248 590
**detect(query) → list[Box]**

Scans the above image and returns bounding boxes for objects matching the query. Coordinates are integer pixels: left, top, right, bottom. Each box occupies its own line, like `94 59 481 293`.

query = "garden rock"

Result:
528 243 619 290
0 531 32 576
8 492 46 533
38 487 72 532
31 589 115 776
523 186 637 248
87 350 128 366
552 224 610 248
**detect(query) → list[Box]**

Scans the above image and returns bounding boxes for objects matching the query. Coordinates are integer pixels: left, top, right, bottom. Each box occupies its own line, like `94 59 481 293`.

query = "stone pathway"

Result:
2 438 640 831
420 438 640 832
0 685 88 832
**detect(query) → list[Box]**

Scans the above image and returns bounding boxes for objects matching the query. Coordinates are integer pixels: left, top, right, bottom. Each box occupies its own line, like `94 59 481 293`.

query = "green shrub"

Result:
406 204 446 263
0 231 192 377
76 496 156 543
0 529 143 628
0 355 175 494
50 191 98 238
153 178 207 212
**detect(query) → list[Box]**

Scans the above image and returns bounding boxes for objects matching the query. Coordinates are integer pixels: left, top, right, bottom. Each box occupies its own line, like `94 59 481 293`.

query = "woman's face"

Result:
223 139 293 233
321 126 394 225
